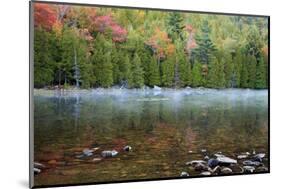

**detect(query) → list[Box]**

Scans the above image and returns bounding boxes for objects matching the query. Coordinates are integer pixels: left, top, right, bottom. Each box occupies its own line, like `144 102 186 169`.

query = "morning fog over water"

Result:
33 88 268 185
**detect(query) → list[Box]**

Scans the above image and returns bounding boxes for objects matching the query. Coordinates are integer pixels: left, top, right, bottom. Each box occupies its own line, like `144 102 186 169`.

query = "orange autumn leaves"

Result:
146 27 175 60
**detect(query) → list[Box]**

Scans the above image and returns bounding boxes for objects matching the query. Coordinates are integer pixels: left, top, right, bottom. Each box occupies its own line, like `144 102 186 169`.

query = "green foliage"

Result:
178 52 191 87
207 57 225 88
192 60 202 87
34 28 54 87
161 56 175 87
148 56 161 86
129 53 144 88
33 5 268 89
194 20 216 65
248 55 257 88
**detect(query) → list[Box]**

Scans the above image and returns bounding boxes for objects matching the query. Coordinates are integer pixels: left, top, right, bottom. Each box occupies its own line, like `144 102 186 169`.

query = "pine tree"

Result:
240 55 249 88
177 51 192 87
248 55 257 88
255 56 267 89
223 52 234 87
194 20 216 65
148 56 161 86
119 54 131 86
161 56 175 87
233 51 242 88
34 28 54 87
192 60 202 87
129 53 144 88
167 12 185 40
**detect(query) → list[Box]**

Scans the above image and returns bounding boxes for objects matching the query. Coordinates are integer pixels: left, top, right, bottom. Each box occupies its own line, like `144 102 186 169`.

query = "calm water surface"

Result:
34 88 268 186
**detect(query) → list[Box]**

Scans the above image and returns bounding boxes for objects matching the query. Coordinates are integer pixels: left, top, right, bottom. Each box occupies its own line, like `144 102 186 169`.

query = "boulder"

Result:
217 156 237 165
243 160 263 166
186 160 206 166
200 171 211 176
123 145 132 152
208 158 219 168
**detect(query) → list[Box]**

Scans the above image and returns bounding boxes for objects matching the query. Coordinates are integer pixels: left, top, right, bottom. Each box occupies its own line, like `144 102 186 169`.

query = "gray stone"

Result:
186 160 206 166
123 145 132 152
34 168 41 174
208 158 219 168
180 171 189 177
237 154 248 159
243 160 262 166
221 167 233 174
101 150 118 158
194 163 209 171
200 171 211 176
217 156 237 165
34 162 45 169
243 166 255 173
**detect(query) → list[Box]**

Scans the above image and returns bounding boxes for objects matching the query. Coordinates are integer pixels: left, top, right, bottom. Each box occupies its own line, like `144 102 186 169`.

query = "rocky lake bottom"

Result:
32 88 268 186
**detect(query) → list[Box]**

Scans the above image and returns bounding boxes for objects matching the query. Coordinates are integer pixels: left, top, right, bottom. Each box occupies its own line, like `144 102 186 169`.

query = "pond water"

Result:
33 88 268 186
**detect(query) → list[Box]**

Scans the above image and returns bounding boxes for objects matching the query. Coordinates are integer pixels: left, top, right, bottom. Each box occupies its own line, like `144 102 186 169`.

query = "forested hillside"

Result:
33 3 269 89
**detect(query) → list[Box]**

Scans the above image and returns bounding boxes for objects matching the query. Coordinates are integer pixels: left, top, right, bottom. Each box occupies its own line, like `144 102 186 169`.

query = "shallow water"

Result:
33 88 268 186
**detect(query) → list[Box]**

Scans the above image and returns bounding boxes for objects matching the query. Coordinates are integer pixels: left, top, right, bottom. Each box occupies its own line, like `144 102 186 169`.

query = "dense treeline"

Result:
34 3 268 89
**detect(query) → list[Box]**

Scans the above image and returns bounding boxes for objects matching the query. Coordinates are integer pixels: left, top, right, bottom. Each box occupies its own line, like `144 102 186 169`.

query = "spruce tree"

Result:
148 56 161 86
255 56 267 89
194 20 216 65
248 55 257 88
240 55 249 88
223 52 234 87
129 53 144 88
161 56 175 87
178 51 191 87
233 51 242 88
192 60 202 87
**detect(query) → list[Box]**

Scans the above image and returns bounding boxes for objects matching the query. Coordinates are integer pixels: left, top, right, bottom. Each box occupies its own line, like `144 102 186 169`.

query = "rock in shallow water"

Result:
243 166 255 173
34 168 41 174
101 150 118 158
243 160 263 166
200 171 211 176
180 171 189 177
34 162 45 169
194 163 209 171
237 154 248 159
186 160 206 166
217 156 237 165
208 158 219 168
221 167 233 174
123 145 132 152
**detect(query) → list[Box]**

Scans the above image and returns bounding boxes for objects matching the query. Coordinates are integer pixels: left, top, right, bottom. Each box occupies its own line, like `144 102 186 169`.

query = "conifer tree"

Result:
148 56 161 86
192 60 202 87
129 53 144 88
161 56 175 87
255 57 267 89
248 55 257 88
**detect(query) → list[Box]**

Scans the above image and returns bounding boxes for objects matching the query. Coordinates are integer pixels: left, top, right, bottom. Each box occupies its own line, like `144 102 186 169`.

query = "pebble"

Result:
34 162 45 169
200 171 211 176
243 166 255 173
180 171 189 177
237 154 248 159
123 145 132 152
243 160 263 166
221 167 233 174
208 158 219 168
204 155 210 161
186 160 207 166
93 158 102 162
201 149 207 153
34 168 41 174
256 166 268 172
101 150 118 158
217 156 237 165
194 163 209 171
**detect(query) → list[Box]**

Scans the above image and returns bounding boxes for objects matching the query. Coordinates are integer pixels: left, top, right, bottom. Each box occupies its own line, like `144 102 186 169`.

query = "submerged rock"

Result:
237 154 248 159
93 158 102 162
34 162 45 169
243 166 255 173
180 171 189 177
208 159 219 168
201 149 207 153
204 155 210 161
243 160 263 166
34 168 41 174
200 171 211 176
253 153 266 162
186 160 206 166
194 163 209 171
83 148 94 156
256 166 268 172
221 167 233 174
101 150 118 158
217 156 237 165
123 145 132 152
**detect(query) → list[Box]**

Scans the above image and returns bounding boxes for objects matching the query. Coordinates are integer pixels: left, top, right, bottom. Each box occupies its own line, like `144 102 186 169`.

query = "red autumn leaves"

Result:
34 3 127 43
